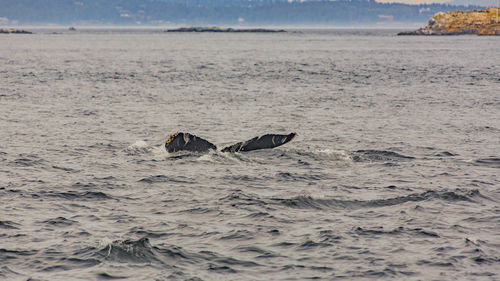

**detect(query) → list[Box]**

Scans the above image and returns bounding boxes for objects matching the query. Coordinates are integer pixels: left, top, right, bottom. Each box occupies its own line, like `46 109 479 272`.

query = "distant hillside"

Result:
449 0 498 6
0 0 483 26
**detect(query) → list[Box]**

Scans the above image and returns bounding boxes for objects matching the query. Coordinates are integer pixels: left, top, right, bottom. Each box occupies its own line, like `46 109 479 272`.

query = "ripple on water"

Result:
234 246 281 259
42 217 78 227
0 248 38 262
51 167 79 176
273 189 482 210
138 175 193 184
0 220 20 230
2 32 499 281
73 237 260 275
42 190 114 201
351 150 415 162
352 226 439 238
96 272 128 279
10 155 46 167
474 157 500 168
0 266 24 279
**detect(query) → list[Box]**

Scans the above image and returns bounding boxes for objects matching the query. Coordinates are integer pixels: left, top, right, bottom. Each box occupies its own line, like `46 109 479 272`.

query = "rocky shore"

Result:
398 8 499 36
166 27 286 33
0 28 32 34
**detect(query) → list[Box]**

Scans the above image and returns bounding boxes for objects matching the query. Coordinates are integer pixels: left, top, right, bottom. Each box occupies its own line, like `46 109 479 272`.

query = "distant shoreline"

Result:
0 26 433 36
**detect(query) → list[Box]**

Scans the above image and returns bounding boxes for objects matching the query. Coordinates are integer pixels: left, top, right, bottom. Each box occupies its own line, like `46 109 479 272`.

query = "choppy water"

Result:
1 29 499 280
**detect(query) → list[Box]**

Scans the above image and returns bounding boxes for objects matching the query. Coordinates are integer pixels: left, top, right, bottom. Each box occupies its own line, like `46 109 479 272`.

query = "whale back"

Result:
165 132 217 153
221 133 296 153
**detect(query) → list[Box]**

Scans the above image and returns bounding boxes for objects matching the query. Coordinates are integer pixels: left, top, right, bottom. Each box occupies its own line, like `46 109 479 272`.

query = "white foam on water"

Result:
151 144 182 159
98 237 115 254
197 153 216 162
316 149 353 161
198 149 243 164
126 140 152 154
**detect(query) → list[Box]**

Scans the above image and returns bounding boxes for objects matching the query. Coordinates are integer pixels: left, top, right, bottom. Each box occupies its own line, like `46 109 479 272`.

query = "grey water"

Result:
1 29 499 280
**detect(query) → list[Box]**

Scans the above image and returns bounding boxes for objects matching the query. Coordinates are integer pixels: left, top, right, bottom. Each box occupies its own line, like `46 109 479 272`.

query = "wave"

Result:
138 175 193 184
273 189 481 210
433 151 458 157
277 172 326 181
219 230 255 241
471 255 500 265
234 246 281 258
42 190 113 201
10 154 46 167
218 189 482 213
0 248 38 270
179 207 220 215
128 227 174 239
279 148 415 165
71 182 98 189
43 217 78 227
88 143 121 152
75 237 260 273
0 266 24 279
52 165 79 173
353 226 439 238
94 237 167 264
341 268 401 279
95 272 128 279
0 220 20 230
218 192 267 207
474 157 500 168
351 150 415 162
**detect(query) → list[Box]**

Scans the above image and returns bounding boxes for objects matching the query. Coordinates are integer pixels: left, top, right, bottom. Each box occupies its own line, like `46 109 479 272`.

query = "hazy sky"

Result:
375 0 498 5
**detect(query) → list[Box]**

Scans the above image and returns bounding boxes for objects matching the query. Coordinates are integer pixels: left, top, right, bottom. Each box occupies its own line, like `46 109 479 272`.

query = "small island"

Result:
166 27 286 33
398 8 499 36
0 28 32 34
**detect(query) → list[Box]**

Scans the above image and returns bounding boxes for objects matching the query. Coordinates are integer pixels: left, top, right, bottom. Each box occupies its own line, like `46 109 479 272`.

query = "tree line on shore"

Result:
0 0 482 26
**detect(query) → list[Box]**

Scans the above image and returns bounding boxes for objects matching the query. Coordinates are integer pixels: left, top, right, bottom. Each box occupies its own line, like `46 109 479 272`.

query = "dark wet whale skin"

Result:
164 132 218 153
165 132 297 153
221 133 297 152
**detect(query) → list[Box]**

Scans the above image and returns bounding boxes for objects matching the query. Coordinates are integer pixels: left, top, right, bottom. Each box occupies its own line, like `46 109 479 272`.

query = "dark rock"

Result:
166 27 286 33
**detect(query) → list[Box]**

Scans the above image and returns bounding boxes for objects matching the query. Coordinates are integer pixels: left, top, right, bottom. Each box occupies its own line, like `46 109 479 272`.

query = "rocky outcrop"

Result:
398 8 499 36
0 28 32 34
166 27 286 33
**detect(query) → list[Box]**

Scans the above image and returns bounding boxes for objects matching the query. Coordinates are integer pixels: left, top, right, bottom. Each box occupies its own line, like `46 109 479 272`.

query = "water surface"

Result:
1 30 499 280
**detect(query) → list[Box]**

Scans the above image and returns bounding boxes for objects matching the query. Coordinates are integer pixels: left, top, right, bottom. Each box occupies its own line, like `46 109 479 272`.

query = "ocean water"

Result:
1 29 499 280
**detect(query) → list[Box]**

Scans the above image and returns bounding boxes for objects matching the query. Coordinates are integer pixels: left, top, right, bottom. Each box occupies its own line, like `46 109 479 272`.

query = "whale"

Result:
165 132 296 153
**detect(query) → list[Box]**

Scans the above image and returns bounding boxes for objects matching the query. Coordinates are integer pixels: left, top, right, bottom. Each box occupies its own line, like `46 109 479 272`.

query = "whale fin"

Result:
165 132 217 153
221 132 296 153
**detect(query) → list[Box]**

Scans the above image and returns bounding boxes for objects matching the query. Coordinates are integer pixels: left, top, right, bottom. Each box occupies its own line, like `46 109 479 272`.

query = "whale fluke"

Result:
165 132 296 153
221 133 297 153
165 132 217 153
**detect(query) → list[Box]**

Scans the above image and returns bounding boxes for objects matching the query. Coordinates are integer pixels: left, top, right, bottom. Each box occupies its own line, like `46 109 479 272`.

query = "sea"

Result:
1 28 499 280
